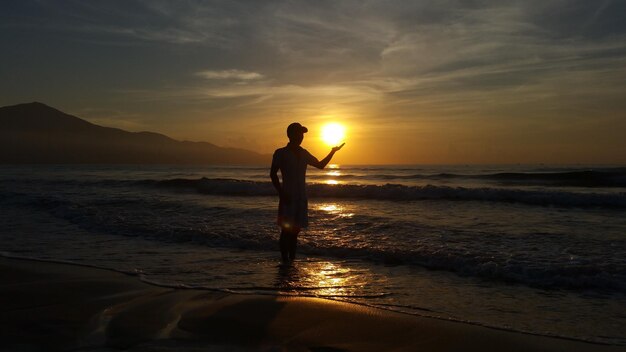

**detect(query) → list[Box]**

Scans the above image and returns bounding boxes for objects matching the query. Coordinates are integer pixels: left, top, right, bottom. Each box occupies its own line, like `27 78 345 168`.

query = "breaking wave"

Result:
149 178 626 208
302 168 626 187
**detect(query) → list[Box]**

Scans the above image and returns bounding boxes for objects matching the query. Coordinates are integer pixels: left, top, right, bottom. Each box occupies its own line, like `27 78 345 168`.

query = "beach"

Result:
2 256 621 351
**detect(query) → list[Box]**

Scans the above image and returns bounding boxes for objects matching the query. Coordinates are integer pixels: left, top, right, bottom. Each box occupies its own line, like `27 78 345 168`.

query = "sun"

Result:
321 123 346 146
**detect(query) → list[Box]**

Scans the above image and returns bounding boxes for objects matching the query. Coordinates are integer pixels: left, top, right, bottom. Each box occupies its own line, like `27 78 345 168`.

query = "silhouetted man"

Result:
270 122 344 263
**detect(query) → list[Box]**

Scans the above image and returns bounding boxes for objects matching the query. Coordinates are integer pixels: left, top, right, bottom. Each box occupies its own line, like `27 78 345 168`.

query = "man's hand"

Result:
332 142 346 153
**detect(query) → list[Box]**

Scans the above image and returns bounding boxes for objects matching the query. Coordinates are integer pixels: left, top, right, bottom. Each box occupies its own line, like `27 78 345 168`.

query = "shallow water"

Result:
1 164 625 345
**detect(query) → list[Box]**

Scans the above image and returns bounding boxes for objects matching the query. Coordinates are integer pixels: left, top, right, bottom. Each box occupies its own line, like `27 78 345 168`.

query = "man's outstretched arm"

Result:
309 143 345 169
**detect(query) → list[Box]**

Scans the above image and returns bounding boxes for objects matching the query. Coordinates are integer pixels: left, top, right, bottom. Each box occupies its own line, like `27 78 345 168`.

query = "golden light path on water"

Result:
304 262 352 297
275 193 366 298
316 203 354 218
324 164 342 185
276 260 367 298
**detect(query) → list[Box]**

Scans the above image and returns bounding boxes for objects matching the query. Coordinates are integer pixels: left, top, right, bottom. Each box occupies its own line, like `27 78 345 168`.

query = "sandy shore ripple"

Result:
0 257 620 351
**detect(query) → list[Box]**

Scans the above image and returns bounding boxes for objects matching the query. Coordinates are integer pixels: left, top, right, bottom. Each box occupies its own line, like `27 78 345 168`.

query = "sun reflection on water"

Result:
319 204 340 212
316 203 354 218
324 164 342 185
275 260 360 298
305 262 351 297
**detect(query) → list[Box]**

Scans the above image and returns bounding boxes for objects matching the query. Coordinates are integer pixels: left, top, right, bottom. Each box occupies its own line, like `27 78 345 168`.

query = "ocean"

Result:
1 164 625 345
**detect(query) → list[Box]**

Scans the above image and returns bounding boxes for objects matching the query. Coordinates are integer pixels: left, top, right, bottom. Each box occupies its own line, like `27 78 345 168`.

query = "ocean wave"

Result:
302 169 626 187
148 178 626 208
3 191 625 293
469 169 626 187
297 243 626 292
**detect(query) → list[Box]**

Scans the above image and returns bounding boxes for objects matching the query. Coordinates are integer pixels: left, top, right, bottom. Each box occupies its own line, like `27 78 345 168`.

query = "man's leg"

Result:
279 229 289 262
288 228 300 261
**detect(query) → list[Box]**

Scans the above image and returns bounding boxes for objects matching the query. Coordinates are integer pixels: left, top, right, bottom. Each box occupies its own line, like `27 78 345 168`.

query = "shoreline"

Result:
1 256 622 351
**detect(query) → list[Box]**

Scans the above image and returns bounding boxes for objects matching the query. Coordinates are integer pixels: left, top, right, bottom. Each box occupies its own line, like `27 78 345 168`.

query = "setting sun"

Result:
321 123 346 146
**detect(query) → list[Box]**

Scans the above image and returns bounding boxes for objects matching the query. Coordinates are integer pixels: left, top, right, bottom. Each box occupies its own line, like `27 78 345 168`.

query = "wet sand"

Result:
0 256 620 351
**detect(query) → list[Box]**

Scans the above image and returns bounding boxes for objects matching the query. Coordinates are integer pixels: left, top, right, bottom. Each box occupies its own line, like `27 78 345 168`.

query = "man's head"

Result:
287 122 307 145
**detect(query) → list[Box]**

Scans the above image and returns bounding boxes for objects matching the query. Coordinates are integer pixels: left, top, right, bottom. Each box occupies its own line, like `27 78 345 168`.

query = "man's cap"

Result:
287 122 308 137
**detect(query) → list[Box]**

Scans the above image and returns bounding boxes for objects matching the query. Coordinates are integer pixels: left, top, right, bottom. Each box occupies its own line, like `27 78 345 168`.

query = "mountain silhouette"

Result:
0 102 269 164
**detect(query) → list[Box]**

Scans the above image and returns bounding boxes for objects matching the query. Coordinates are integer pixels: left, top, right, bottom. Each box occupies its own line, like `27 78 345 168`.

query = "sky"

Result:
1 0 625 164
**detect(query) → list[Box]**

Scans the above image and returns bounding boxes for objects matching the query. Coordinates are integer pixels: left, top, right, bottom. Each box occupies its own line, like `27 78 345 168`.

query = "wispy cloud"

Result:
196 70 264 80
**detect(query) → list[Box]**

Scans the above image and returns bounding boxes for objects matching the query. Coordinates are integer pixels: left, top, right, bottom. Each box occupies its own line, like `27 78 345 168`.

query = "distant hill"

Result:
0 102 270 164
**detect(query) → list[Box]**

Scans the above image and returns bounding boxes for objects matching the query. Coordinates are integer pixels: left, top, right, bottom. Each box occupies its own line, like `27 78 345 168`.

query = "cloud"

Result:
0 0 246 45
195 70 264 81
